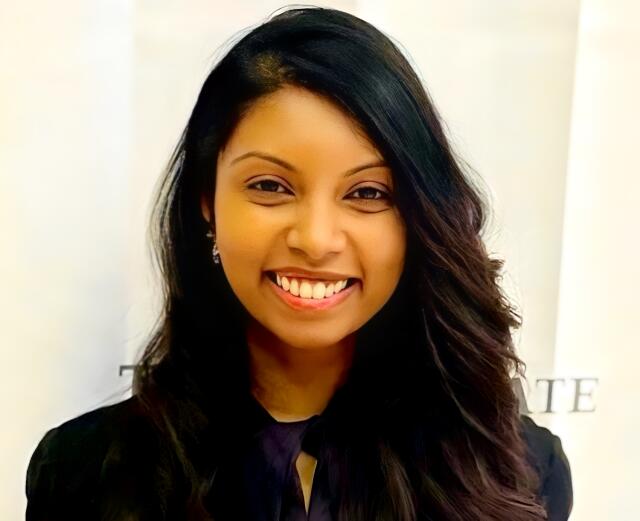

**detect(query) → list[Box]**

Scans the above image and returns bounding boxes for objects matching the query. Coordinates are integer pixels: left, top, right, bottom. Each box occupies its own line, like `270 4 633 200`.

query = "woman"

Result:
25 6 572 521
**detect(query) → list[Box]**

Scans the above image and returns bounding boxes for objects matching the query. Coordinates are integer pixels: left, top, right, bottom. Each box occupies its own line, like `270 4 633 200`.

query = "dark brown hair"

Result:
132 6 546 520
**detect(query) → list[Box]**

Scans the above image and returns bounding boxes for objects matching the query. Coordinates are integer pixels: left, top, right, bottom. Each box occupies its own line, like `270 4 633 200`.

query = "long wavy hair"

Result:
131 6 546 520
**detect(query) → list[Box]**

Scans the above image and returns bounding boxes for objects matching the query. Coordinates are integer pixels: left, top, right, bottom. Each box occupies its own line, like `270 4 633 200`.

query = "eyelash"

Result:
246 179 391 203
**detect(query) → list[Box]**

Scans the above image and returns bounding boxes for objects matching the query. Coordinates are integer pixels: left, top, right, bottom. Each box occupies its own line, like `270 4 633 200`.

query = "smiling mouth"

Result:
264 270 359 310
265 271 359 298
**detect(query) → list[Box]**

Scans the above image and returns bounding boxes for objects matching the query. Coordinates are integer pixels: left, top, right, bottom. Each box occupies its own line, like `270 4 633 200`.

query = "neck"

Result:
247 320 356 422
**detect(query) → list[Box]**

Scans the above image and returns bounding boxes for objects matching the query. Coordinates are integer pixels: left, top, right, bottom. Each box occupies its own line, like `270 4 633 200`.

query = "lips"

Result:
266 267 356 281
266 272 359 311
266 271 358 299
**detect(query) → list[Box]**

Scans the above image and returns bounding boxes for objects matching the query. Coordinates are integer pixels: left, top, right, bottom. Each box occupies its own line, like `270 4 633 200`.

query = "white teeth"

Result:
273 273 350 300
299 281 313 298
312 282 325 299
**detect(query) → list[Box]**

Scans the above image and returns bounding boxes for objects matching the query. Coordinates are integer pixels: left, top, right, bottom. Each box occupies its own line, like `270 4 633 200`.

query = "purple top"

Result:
237 396 334 520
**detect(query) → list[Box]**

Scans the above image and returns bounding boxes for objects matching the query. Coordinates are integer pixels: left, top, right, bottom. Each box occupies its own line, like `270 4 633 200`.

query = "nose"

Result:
285 198 346 261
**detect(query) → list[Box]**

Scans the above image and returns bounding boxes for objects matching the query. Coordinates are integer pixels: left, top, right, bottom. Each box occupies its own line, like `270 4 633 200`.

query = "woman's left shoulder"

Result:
519 415 574 521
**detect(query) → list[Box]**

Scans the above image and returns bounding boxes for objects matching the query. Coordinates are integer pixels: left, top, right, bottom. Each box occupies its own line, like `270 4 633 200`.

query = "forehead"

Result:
218 86 384 167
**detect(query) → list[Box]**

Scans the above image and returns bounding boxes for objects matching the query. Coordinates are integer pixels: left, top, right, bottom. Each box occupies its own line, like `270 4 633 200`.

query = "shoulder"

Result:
25 395 163 520
26 396 147 478
519 415 574 521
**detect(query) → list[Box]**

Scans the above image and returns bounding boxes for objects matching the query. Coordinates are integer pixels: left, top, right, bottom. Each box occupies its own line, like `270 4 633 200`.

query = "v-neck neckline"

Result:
249 394 322 426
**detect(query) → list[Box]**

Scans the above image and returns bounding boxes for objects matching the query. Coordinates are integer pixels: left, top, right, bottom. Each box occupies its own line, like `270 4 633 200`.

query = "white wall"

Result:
552 0 640 518
2 1 638 519
1 1 133 516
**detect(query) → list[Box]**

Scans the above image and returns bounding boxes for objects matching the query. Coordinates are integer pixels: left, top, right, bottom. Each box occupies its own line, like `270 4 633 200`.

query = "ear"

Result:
200 194 211 224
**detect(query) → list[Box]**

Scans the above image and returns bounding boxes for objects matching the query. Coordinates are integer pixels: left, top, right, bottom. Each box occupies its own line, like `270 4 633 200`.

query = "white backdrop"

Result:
2 1 638 519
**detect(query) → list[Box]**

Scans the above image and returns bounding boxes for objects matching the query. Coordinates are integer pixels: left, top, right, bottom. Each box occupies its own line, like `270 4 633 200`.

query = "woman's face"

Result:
202 86 406 352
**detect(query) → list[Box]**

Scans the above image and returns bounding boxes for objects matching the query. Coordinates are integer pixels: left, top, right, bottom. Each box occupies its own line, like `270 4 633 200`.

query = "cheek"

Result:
359 222 406 299
215 186 271 247
214 189 275 281
367 215 406 270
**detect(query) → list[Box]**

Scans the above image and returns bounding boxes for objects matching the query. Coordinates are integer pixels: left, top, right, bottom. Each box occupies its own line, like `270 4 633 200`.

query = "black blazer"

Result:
25 396 573 520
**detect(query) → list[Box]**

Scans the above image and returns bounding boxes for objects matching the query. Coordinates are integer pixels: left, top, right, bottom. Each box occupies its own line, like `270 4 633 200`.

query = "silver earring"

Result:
205 230 220 264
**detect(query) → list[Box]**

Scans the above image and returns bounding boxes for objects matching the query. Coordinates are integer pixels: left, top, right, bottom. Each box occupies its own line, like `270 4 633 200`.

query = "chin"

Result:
273 328 355 352
283 336 342 351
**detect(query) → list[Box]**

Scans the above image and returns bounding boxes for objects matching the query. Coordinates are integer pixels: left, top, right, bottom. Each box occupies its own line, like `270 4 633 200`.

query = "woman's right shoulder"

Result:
25 395 162 520
27 395 145 467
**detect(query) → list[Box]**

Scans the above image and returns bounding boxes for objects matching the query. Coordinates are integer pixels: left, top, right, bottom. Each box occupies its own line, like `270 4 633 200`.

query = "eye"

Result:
246 179 392 204
347 186 391 202
246 179 291 194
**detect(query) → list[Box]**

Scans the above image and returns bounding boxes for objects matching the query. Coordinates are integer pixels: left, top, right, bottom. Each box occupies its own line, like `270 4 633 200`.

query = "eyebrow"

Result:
229 151 388 177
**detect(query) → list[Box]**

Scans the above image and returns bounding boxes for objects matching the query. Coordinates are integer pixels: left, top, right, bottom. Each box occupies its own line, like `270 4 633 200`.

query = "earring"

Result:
205 230 220 264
